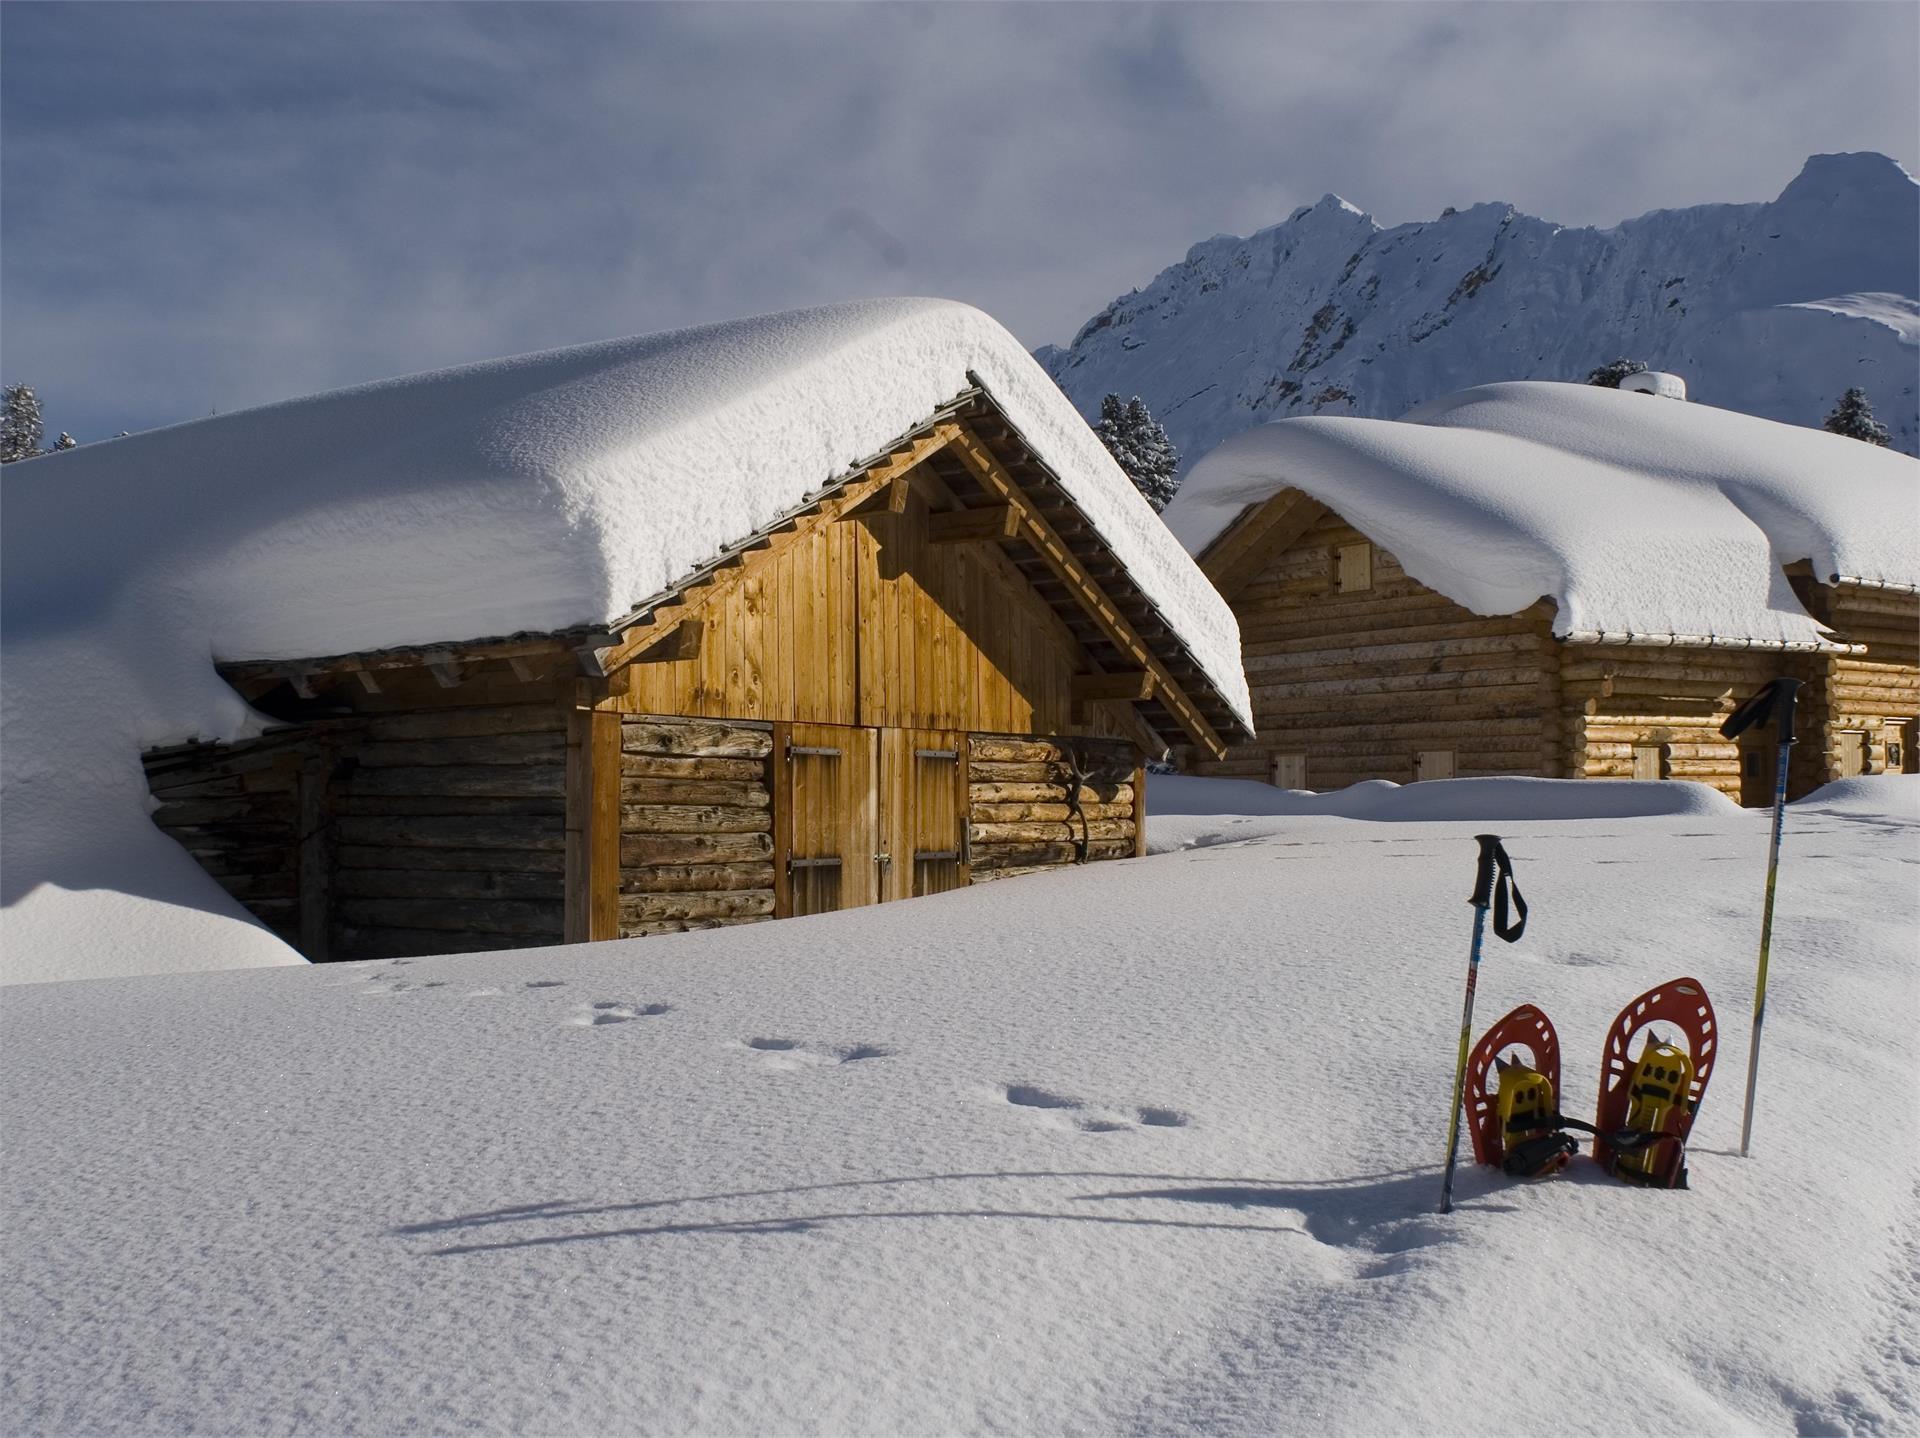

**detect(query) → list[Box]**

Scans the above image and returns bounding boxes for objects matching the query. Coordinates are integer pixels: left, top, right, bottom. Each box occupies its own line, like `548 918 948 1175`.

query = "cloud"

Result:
3 1 1913 442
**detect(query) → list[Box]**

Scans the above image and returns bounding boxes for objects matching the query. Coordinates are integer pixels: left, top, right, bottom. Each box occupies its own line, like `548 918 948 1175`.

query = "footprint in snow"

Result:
1002 1084 1190 1134
566 1001 672 1027
743 1037 897 1068
523 980 565 990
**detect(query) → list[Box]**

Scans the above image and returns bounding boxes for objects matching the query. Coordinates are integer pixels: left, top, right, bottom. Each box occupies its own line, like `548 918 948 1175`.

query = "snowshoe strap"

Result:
1551 1113 1672 1152
1502 1132 1578 1178
1469 835 1527 942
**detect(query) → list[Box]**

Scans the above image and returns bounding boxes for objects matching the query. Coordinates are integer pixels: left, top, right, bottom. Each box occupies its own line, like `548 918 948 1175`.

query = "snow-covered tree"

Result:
1095 393 1181 511
1 384 45 463
1586 358 1648 389
52 432 77 452
1823 388 1890 447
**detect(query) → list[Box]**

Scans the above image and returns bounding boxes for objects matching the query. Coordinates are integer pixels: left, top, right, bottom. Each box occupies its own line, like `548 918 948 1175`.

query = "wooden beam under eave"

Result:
1198 488 1329 601
1072 670 1156 703
934 420 1230 759
928 505 1019 545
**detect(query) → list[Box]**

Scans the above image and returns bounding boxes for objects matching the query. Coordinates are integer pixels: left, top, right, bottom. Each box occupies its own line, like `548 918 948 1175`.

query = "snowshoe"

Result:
1464 1005 1571 1177
1593 977 1719 1188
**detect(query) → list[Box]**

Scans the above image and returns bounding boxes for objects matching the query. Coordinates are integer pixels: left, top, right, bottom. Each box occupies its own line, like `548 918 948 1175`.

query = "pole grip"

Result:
1468 834 1527 942
1720 677 1804 747
1469 834 1502 908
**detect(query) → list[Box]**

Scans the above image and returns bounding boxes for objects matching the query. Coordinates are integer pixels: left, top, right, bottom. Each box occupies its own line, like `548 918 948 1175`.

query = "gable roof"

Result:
1 299 1248 984
1168 381 1920 650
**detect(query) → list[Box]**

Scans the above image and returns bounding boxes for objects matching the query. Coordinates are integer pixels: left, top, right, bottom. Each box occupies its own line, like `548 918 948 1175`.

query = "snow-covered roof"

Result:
1 298 1249 984
1168 380 1920 646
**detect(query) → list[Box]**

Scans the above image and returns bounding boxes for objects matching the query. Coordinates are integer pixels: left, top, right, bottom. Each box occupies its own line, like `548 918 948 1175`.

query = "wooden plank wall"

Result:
1191 510 1559 787
146 737 309 949
618 714 777 937
328 705 567 957
615 505 1082 735
967 735 1140 883
145 702 568 960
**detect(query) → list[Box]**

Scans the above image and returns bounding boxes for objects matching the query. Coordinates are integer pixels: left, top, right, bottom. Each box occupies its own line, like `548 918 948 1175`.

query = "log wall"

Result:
1189 510 1560 788
1809 587 1919 781
966 734 1140 883
617 714 777 938
1559 647 1814 803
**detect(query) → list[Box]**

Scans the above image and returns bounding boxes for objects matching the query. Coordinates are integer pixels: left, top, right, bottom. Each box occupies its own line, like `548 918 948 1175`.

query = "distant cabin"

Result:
123 303 1251 962
1166 381 1919 804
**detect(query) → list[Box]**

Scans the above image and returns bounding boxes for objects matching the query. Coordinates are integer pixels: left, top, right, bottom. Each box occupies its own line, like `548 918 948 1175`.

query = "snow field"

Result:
3 777 1914 1434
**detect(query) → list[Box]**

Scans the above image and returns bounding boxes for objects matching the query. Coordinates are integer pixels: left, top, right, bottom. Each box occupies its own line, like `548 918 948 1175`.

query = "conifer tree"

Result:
1095 392 1181 511
1586 358 1648 389
1 384 45 463
53 432 77 451
1822 388 1890 446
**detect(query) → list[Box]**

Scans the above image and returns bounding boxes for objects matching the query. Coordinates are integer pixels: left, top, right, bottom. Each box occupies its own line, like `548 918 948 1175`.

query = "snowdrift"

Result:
1 298 1247 985
1147 772 1742 822
1169 380 1920 648
4 792 1913 1433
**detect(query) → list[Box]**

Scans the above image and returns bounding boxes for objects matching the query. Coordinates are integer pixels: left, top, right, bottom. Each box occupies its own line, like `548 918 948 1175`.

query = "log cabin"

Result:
104 301 1253 962
1164 378 1919 804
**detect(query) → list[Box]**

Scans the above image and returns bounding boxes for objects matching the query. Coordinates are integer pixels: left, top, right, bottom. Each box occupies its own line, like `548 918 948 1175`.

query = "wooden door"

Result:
1739 741 1777 807
1414 749 1455 782
778 722 878 917
879 729 969 903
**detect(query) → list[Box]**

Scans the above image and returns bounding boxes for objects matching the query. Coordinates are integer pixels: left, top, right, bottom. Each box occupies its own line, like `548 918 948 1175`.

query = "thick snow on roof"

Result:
1 298 1248 984
1169 381 1920 645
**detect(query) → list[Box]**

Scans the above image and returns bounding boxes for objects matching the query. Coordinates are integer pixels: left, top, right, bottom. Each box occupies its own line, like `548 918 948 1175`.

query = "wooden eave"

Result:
212 387 1248 757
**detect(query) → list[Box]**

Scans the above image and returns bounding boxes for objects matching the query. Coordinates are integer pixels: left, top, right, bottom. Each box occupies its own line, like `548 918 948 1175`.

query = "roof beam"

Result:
935 420 1228 759
927 505 1019 545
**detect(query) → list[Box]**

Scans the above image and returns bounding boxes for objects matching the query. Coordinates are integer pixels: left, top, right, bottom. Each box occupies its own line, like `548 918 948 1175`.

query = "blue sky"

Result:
4 1 1914 442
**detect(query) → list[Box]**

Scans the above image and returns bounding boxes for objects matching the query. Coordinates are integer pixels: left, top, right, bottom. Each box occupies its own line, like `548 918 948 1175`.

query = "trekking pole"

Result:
1719 678 1803 1157
1440 834 1528 1214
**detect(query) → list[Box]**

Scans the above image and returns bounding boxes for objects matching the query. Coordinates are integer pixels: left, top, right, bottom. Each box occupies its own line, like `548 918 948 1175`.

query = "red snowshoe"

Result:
1464 1005 1574 1178
1592 977 1719 1189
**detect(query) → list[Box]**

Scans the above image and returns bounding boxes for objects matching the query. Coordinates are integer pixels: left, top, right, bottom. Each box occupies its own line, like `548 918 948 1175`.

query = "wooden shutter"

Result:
1835 730 1867 778
1336 543 1373 593
1415 749 1455 782
1632 744 1667 781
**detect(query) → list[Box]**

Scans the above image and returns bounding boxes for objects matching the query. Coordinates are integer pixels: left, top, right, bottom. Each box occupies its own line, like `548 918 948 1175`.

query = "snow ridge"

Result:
1038 153 1920 465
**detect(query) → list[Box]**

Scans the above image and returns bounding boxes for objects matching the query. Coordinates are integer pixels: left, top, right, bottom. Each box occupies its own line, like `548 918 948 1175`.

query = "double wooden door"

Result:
776 723 969 918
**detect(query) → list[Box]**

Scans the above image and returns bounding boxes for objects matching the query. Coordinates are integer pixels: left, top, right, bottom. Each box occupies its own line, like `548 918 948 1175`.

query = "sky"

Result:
3 2 1915 443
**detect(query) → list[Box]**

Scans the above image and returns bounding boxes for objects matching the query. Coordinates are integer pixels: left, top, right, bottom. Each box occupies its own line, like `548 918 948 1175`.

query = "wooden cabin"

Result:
1166 380 1919 805
1186 497 1917 803
141 387 1250 962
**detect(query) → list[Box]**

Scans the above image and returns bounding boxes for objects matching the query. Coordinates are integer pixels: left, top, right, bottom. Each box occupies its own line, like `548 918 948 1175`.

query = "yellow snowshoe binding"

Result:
1496 1057 1574 1179
1612 1033 1695 1185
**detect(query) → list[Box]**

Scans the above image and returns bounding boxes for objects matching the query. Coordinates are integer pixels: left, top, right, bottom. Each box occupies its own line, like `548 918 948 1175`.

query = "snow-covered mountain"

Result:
1037 152 1919 465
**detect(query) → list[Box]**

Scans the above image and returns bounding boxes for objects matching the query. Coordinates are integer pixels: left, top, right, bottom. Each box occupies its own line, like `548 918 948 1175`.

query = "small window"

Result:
1270 753 1308 790
1632 744 1669 781
1335 542 1373 593
1415 749 1455 781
